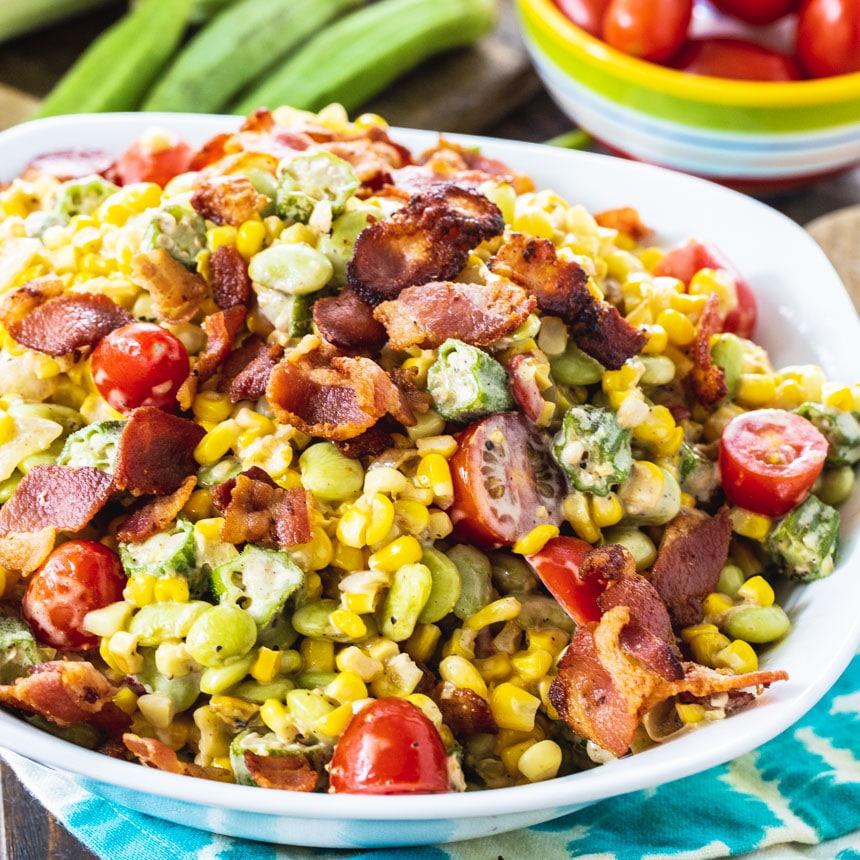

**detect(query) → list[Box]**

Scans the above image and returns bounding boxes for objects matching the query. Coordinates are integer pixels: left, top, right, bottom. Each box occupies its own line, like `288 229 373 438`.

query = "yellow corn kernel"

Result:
106 631 144 675
279 222 316 246
406 409 447 440
513 207 555 239
364 493 396 546
590 492 623 528
441 627 477 660
404 622 442 663
415 434 459 458
325 670 368 704
399 352 436 388
194 516 225 542
562 492 600 544
370 652 424 698
679 622 721 643
736 373 777 407
490 683 541 732
0 411 15 445
300 637 335 673
473 653 513 683
731 541 765 578
415 453 454 509
336 645 383 682
124 573 157 607
393 499 431 536
292 525 333 571
330 608 368 640
137 692 175 730
676 702 706 725
729 507 773 541
602 363 641 394
517 738 562 782
330 542 366 572
632 404 676 445
368 534 423 572
182 487 213 521
526 627 568 657
194 420 238 465
206 225 237 251
363 466 409 497
670 291 708 318
688 630 732 666
511 648 553 683
152 577 188 604
251 647 282 684
639 323 669 354
236 219 267 259
656 307 695 346
822 383 859 412
304 570 323 601
513 524 559 556
336 505 369 548
702 592 734 617
465 596 522 632
82 600 133 638
260 698 296 741
315 702 354 739
406 693 444 731
439 654 488 699
341 590 376 615
426 510 453 540
500 738 537 777
112 686 139 715
714 639 758 674
736 575 775 607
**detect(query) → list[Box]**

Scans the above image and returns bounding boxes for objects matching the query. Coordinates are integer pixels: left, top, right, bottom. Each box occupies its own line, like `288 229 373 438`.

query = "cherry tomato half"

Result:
718 408 828 517
329 698 451 794
652 240 758 338
526 535 601 625
603 0 693 62
553 0 612 36
795 0 860 78
448 412 567 548
709 0 800 25
22 541 126 651
110 134 193 187
675 37 802 81
90 322 190 414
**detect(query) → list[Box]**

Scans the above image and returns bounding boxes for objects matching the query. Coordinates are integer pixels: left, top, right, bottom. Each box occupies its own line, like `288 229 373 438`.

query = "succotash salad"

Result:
0 104 856 795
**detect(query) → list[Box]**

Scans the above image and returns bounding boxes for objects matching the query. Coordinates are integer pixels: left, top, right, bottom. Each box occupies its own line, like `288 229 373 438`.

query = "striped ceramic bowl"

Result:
515 0 860 188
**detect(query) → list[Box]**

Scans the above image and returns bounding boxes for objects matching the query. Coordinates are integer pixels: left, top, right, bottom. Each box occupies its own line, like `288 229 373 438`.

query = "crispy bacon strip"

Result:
123 734 232 782
650 508 732 628
312 288 386 351
594 206 652 241
243 751 319 792
113 407 205 496
115 475 197 543
130 249 207 324
177 305 247 410
219 336 280 403
191 174 270 227
346 184 505 306
489 233 647 369
372 278 536 351
549 606 788 757
266 336 414 441
689 292 729 408
417 138 535 194
0 661 130 733
209 243 253 309
0 464 113 536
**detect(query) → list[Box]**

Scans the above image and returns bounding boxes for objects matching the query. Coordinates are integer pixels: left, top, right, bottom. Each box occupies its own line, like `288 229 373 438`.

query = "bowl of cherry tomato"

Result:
516 0 860 188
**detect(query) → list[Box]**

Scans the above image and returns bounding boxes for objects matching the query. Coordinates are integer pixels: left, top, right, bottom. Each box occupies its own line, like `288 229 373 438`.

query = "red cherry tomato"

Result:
718 409 828 517
526 536 602 625
652 240 758 338
448 412 567 548
329 698 451 794
795 0 860 78
553 0 612 36
90 322 190 414
675 37 802 81
602 0 693 62
709 0 800 25
110 134 193 187
22 541 126 651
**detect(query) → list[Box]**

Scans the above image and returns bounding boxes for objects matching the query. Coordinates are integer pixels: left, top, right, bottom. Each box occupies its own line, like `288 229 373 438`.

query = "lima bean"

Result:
380 562 432 641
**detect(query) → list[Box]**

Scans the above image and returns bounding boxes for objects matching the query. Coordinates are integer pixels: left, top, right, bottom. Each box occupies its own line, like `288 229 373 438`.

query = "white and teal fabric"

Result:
4 652 859 860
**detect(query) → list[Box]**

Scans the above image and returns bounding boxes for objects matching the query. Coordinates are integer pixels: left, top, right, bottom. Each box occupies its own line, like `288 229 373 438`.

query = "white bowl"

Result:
0 113 858 849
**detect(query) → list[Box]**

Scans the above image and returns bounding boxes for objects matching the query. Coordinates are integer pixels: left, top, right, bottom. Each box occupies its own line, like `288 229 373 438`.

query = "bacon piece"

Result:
373 278 535 351
346 184 505 306
549 606 788 757
243 750 319 792
6 291 133 356
130 249 208 324
334 423 395 460
219 336 280 403
0 527 56 575
594 206 652 241
489 233 647 370
0 276 64 328
416 138 535 194
433 681 498 738
188 132 232 171
216 471 313 547
0 661 130 733
0 465 113 536
123 733 232 782
688 292 728 408
266 335 415 441
312 288 386 351
506 350 555 426
209 244 252 309
650 508 732 628
115 475 197 543
21 150 113 182
191 174 269 227
319 137 406 191
113 407 205 496
177 305 247 410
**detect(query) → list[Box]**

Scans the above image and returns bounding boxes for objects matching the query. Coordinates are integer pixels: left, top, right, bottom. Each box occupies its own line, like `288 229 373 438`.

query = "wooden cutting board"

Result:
806 206 860 314
0 0 540 135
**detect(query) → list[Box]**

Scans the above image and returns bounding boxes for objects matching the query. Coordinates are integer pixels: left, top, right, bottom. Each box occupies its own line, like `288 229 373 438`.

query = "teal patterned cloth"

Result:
4 652 859 860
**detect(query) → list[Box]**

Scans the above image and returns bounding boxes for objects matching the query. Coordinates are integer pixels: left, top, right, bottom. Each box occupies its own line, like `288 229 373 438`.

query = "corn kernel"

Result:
736 575 775 607
526 627 569 656
364 493 396 545
511 648 553 683
415 434 459 458
335 645 383 682
368 534 423 572
656 308 695 346
330 608 367 640
112 686 139 715
590 492 623 528
182 487 213 521
513 524 559 555
251 647 282 684
490 683 541 732
137 693 175 730
513 208 555 239
330 542 366 572
194 419 238 465
415 453 454 508
315 702 354 738
325 671 368 704
363 466 409 496
688 630 731 666
260 698 296 741
194 517 225 542
714 639 759 674
517 739 562 782
562 492 600 544
464 596 522 632
106 631 144 675
153 577 189 603
439 655 488 699
729 507 773 541
736 373 777 407
300 637 335 673
702 592 735 617
393 499 431 536
473 653 513 683
404 622 442 663
500 738 537 777
406 693 444 729
206 225 237 251
441 627 477 660
236 219 267 259
124 573 157 607
426 510 453 540
676 702 706 724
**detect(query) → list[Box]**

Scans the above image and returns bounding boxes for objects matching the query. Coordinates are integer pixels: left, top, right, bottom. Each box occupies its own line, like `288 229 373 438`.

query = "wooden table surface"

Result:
0 2 858 858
